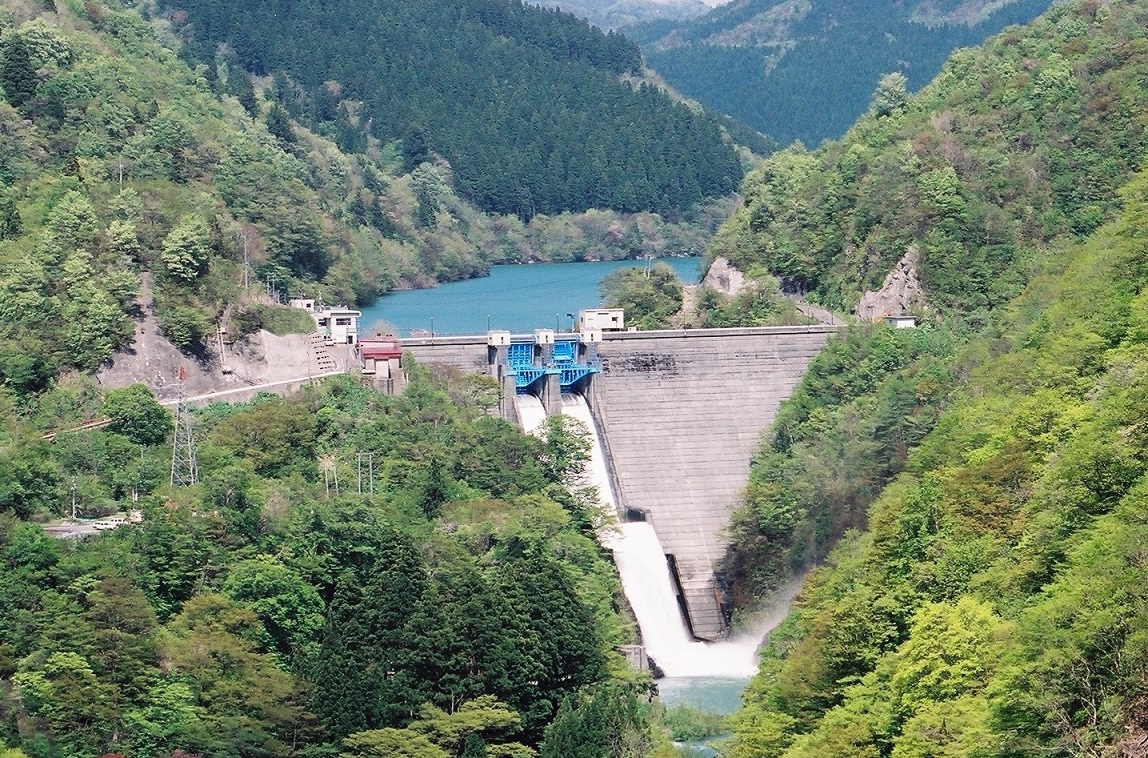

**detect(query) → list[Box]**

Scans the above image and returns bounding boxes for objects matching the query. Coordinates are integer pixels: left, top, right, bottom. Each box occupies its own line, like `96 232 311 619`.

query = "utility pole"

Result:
326 458 340 496
70 476 77 520
241 233 250 290
217 324 227 373
133 446 144 503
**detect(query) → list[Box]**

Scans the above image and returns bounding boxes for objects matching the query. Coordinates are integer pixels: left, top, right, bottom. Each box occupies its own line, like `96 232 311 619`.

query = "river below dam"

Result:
359 257 703 336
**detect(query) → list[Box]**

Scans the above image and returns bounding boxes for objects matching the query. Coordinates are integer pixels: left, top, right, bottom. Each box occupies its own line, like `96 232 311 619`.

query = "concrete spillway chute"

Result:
579 327 836 639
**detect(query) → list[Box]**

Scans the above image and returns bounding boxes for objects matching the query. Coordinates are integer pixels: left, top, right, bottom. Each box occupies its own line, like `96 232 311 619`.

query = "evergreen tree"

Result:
872 71 909 117
539 681 652 758
230 69 259 117
1 35 37 108
311 531 427 737
402 124 434 174
461 734 487 758
265 103 295 145
0 196 21 240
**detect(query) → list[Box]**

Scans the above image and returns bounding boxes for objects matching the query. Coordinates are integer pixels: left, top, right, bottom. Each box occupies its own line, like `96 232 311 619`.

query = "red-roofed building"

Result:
358 339 403 377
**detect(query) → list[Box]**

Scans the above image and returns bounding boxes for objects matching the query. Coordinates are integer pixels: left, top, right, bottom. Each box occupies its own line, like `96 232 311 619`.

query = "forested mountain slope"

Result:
167 0 745 220
0 3 712 754
632 0 1055 146
724 131 1148 758
697 0 1148 753
710 0 1148 325
0 364 682 755
538 0 714 30
0 0 727 394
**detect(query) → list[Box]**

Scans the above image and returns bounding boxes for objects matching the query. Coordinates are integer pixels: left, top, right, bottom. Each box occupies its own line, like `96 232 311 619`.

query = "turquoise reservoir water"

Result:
358 258 704 337
361 254 740 754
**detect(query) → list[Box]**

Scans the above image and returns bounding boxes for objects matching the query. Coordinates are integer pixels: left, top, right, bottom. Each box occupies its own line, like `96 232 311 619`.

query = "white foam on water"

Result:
560 392 795 679
605 522 762 677
559 394 616 510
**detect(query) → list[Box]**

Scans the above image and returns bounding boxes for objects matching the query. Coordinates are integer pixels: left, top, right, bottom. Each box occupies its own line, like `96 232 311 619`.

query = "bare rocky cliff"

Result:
700 256 746 296
855 248 922 322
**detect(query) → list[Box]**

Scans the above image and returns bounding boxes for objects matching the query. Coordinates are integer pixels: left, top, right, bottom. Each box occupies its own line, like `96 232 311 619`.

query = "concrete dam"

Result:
396 325 838 641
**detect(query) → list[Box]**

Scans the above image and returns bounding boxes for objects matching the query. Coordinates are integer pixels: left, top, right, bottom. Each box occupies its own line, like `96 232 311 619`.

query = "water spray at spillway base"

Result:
548 392 793 679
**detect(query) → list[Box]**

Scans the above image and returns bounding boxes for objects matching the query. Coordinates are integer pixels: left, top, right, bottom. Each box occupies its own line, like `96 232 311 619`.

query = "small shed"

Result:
885 315 919 329
288 298 317 312
358 339 402 375
290 300 363 344
578 308 624 331
309 307 362 344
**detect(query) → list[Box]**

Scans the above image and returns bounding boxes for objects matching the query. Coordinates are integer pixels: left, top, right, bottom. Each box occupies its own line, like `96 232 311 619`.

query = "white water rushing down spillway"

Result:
558 393 768 679
514 394 549 437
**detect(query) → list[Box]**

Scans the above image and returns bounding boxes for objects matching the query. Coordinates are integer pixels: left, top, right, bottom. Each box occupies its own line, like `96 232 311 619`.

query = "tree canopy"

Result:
699 1 1148 754
0 0 730 379
0 365 665 755
167 0 744 220
638 0 1055 146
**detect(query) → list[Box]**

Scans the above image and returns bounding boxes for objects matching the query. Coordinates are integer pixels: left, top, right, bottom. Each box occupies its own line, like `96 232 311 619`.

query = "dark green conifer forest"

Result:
166 0 744 220
635 0 1056 147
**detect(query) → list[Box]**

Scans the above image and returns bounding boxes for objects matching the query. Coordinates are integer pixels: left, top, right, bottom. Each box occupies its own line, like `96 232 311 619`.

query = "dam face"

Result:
588 327 834 639
399 325 837 640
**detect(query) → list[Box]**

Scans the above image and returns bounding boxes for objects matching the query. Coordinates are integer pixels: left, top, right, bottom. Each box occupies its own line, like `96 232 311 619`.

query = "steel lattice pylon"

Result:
170 394 198 486
356 452 375 494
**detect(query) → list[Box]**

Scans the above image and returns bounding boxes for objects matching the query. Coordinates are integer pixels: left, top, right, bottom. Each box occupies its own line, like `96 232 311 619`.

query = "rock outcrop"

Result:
855 247 921 321
700 256 746 297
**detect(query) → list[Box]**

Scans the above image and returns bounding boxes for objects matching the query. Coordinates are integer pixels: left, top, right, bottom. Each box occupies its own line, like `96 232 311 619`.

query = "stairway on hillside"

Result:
307 333 340 373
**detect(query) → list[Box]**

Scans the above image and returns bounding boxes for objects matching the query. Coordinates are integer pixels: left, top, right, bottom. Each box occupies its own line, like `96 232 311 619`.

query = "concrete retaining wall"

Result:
397 335 491 373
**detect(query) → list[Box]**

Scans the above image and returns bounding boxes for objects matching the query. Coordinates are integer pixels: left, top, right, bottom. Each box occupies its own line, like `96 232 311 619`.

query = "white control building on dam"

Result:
394 322 838 641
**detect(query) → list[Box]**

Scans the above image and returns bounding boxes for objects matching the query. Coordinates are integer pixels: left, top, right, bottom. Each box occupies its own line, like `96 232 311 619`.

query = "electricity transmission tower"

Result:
356 452 375 494
170 381 198 486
